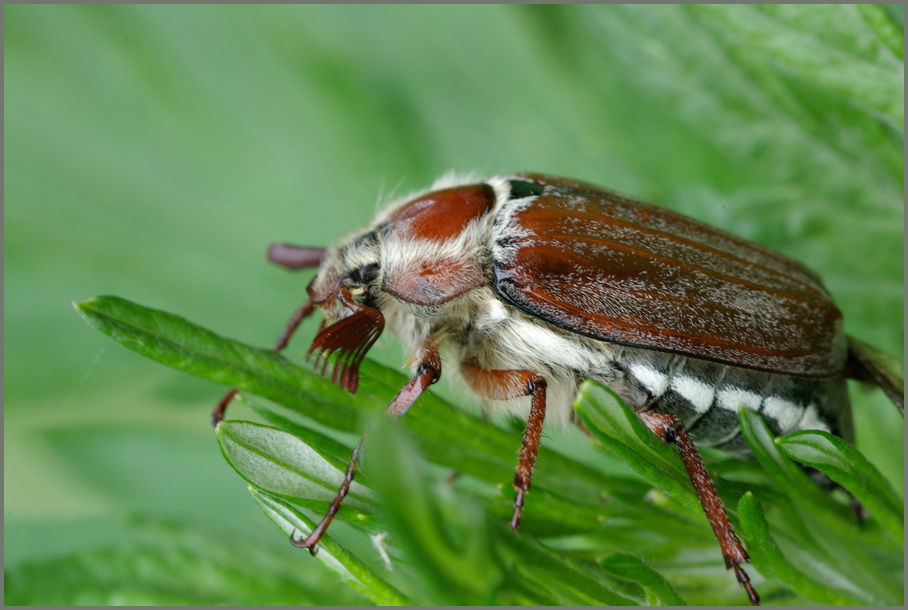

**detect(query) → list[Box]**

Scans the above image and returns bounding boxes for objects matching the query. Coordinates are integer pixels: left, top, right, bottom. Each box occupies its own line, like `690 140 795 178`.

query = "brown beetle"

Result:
216 173 903 605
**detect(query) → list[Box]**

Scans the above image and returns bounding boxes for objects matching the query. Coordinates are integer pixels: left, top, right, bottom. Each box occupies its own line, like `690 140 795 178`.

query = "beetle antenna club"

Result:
230 173 901 604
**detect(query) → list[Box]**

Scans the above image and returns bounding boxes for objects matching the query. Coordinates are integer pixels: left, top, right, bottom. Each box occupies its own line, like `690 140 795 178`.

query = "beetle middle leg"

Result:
290 343 442 553
461 362 548 530
637 410 760 606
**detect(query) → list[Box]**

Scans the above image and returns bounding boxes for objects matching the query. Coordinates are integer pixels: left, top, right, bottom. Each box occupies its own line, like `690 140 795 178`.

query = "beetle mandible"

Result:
215 173 903 606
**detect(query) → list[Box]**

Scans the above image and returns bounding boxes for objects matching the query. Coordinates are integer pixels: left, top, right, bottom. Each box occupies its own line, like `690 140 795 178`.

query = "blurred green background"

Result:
5 4 903 604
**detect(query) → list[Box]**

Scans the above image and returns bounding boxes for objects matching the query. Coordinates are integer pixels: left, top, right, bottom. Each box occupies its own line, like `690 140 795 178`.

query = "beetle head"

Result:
270 230 386 394
268 180 498 392
307 230 382 312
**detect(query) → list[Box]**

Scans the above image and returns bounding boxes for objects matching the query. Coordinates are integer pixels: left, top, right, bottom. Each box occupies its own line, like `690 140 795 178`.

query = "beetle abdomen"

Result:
614 347 849 456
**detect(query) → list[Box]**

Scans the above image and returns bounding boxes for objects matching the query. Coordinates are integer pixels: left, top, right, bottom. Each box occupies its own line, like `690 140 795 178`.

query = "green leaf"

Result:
692 5 904 129
599 552 688 606
74 293 903 605
740 410 902 605
577 382 904 605
73 295 381 431
216 420 373 511
250 489 412 606
4 518 366 605
245 396 370 470
738 408 831 510
738 493 868 606
366 417 502 605
495 528 639 606
574 381 700 513
778 430 904 541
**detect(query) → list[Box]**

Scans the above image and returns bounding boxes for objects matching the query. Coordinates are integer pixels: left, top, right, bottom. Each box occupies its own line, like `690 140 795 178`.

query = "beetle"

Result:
215 172 903 605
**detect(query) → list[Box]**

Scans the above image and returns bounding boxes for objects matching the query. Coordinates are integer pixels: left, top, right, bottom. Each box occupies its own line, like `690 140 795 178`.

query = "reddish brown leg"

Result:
512 378 546 530
291 439 364 555
637 410 760 606
290 344 441 553
460 363 547 531
211 299 315 426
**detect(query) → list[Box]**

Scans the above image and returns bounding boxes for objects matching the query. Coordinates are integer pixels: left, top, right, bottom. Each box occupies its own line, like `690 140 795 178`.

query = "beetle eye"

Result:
349 263 380 285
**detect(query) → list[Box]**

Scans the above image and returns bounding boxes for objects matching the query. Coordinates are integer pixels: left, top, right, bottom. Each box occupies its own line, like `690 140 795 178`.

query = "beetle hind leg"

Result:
636 410 760 606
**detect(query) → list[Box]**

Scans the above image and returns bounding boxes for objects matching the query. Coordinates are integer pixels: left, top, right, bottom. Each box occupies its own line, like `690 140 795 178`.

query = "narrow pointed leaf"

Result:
216 421 373 511
740 410 901 603
74 295 380 430
574 381 700 513
496 525 639 606
366 418 501 605
737 493 870 605
251 488 412 606
368 418 638 606
599 552 687 606
738 408 837 512
778 430 903 541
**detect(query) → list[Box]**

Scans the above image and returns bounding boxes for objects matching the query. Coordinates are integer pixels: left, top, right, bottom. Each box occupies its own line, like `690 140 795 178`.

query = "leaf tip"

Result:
72 296 95 312
73 297 104 327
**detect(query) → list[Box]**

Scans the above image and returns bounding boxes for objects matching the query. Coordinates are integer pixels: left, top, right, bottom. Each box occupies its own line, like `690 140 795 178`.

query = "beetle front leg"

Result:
637 410 760 606
290 343 441 553
460 363 547 531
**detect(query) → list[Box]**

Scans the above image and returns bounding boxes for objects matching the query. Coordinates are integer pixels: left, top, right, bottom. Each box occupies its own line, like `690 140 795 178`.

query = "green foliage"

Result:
736 410 902 605
68 296 904 605
8 4 902 606
3 517 367 606
778 431 903 540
